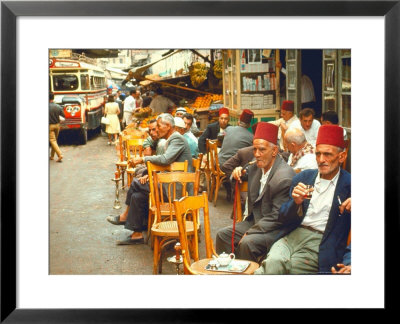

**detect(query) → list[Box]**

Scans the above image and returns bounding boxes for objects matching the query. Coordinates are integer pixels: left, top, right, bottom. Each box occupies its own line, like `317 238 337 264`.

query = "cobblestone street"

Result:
49 130 232 275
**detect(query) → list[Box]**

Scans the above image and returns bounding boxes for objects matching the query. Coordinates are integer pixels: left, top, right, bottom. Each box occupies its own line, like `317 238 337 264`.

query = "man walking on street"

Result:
49 93 65 162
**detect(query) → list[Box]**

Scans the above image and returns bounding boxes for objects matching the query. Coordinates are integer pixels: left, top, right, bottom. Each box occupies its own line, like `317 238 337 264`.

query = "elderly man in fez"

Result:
255 125 351 274
215 122 295 262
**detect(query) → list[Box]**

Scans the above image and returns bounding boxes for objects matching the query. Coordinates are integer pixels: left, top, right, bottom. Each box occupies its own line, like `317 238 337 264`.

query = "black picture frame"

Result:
1 0 398 321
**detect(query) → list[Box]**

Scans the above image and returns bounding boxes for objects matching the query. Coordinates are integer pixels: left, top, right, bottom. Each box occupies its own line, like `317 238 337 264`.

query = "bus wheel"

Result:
79 127 88 145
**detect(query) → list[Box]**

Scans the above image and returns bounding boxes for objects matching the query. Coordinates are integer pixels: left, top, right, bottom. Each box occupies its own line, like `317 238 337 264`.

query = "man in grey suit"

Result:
216 122 295 262
106 113 192 245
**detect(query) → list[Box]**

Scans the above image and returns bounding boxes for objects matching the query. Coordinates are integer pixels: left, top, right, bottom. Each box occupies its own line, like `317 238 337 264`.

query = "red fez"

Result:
251 122 258 134
316 125 345 149
253 122 278 145
240 109 254 124
281 100 294 112
219 107 230 116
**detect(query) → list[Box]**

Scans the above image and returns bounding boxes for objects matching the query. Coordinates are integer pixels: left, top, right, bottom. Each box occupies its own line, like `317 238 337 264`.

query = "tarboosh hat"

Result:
253 122 278 145
240 109 254 124
219 107 230 116
316 125 346 149
281 100 294 112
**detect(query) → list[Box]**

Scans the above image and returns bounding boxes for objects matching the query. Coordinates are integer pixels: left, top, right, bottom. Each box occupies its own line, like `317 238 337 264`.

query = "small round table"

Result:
190 258 259 275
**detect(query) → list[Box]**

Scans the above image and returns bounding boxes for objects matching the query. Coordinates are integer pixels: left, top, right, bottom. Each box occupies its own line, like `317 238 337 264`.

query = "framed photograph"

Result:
326 62 335 91
247 49 262 64
2 0 398 321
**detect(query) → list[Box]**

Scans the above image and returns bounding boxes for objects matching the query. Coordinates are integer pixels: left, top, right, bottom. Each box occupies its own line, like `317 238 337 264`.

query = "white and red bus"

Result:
49 57 107 144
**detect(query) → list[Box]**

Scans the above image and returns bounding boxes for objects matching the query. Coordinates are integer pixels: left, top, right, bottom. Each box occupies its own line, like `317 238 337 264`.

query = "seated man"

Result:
215 122 295 262
182 113 199 158
284 128 318 172
106 113 193 245
175 107 200 135
174 116 198 158
268 100 298 151
198 107 231 154
142 119 166 157
288 108 321 147
255 124 351 274
321 110 348 140
218 109 254 201
331 243 351 274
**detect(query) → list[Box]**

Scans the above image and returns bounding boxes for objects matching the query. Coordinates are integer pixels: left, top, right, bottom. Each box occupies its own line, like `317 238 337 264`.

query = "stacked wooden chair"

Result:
151 170 200 274
206 139 226 206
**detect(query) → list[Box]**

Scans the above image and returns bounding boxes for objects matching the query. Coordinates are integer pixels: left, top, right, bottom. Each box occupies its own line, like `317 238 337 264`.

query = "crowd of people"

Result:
102 93 351 275
50 88 351 275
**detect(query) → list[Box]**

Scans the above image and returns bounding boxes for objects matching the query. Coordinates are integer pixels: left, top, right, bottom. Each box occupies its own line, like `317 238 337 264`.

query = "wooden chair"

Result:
192 153 203 172
125 138 145 187
151 170 200 274
174 192 215 275
342 139 351 171
199 146 212 195
233 181 248 223
174 192 259 275
207 139 227 206
115 135 128 188
146 161 188 245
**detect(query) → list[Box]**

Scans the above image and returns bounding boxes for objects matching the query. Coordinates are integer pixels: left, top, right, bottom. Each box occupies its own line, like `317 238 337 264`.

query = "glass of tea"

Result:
304 185 314 199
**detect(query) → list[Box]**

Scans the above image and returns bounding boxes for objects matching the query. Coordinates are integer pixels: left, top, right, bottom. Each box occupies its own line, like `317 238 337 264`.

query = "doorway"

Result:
301 50 323 118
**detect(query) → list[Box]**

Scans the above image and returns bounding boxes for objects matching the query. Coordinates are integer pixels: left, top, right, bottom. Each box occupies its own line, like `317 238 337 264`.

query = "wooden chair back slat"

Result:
153 171 200 223
174 192 217 274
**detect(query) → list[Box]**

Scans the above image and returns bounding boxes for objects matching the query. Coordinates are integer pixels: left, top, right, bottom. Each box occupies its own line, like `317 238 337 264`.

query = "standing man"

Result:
268 100 298 151
149 88 176 115
197 107 231 154
216 122 295 262
284 128 318 172
288 108 321 147
123 89 136 128
255 125 351 274
49 93 65 162
106 113 192 245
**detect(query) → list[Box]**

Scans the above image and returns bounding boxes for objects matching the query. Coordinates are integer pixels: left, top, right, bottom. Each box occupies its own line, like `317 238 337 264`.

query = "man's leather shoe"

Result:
106 215 126 225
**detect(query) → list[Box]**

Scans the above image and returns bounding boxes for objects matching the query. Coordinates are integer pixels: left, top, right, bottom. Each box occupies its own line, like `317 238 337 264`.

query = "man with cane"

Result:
215 122 295 262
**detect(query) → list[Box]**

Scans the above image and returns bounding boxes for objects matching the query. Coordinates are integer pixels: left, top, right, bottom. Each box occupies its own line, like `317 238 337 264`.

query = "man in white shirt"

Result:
255 124 351 274
288 108 321 147
284 128 318 172
268 100 298 151
123 89 136 127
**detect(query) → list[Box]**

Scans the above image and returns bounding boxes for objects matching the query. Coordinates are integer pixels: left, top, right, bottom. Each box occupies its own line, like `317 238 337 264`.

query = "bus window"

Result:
53 74 79 91
80 74 90 90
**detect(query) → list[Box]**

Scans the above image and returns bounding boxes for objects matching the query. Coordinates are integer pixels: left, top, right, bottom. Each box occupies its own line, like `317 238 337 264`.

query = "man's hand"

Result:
292 182 313 205
232 167 244 183
139 175 149 184
339 198 351 214
132 157 143 166
331 264 351 274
